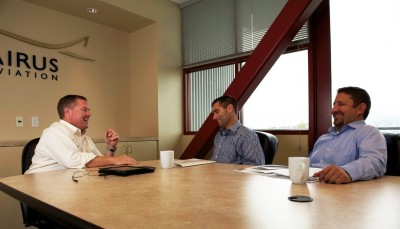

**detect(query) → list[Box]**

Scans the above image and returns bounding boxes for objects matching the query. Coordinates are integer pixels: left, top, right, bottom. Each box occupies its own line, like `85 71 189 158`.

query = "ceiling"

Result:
21 0 157 33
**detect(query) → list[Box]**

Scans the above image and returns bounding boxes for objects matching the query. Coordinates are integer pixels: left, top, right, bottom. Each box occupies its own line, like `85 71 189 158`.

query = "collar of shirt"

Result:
220 120 241 136
328 120 366 135
59 119 86 136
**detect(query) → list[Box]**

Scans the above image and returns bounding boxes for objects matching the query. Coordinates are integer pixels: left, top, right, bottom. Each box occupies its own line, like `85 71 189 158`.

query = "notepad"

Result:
174 158 216 167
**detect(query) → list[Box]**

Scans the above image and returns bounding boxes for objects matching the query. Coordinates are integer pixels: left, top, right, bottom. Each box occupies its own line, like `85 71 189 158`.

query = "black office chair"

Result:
255 131 279 164
383 133 400 176
21 138 58 228
21 138 40 174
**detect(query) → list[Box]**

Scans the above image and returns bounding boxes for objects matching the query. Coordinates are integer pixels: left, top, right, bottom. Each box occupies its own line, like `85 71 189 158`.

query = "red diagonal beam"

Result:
181 0 323 159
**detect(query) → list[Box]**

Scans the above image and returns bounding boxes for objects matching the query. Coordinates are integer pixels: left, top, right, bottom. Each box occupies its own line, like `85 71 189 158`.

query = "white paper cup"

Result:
160 150 174 169
288 157 309 184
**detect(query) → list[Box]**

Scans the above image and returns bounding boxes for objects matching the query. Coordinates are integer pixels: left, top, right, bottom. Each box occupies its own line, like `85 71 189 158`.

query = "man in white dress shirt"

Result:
26 95 138 174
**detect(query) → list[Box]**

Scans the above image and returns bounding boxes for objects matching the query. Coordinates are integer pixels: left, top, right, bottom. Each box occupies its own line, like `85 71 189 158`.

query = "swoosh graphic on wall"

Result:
0 28 95 61
59 51 95 61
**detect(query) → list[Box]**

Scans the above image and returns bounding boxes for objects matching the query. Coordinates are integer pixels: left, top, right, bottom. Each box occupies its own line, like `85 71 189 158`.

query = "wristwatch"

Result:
108 147 117 153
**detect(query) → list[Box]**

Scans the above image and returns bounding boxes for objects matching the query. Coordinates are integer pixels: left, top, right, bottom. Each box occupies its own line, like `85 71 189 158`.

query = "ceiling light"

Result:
86 8 98 14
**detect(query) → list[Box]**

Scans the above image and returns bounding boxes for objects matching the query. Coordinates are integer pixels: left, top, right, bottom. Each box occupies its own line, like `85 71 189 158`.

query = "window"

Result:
183 0 309 132
182 0 307 67
242 50 309 130
330 0 400 132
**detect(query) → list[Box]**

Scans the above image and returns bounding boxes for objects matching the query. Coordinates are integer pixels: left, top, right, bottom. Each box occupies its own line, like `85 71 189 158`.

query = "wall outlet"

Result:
16 116 23 127
32 116 39 127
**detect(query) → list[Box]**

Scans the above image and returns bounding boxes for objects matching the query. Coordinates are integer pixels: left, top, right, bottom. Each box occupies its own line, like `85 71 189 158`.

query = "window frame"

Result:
183 45 309 135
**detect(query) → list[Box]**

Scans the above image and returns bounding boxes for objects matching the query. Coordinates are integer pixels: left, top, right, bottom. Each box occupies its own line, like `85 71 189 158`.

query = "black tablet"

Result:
98 166 156 177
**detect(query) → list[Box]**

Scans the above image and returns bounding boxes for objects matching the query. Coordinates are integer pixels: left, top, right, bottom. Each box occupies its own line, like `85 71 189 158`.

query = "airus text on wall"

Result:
0 50 58 81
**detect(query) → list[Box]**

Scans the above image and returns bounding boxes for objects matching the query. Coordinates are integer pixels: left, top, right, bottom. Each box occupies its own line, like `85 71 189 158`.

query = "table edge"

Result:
0 182 102 229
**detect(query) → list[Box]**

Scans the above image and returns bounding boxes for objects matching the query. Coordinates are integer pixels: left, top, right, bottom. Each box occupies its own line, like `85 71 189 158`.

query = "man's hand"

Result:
104 128 119 148
113 154 138 165
313 165 352 184
86 154 138 168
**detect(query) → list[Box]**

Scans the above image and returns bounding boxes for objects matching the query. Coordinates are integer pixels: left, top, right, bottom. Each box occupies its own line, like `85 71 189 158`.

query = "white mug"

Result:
160 150 174 169
288 157 309 184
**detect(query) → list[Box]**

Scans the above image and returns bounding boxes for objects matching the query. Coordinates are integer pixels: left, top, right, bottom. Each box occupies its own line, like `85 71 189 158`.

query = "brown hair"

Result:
57 95 87 119
212 95 238 115
337 86 371 119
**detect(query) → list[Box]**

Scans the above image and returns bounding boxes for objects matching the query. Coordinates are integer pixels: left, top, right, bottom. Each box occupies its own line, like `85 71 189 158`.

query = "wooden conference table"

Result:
0 160 399 229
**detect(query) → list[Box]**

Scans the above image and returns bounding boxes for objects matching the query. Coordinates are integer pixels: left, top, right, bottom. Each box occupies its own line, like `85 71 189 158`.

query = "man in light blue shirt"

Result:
309 87 387 184
210 95 265 165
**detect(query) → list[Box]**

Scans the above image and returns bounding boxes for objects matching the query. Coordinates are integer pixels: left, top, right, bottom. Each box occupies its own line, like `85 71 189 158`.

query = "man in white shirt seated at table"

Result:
309 86 387 184
26 95 138 174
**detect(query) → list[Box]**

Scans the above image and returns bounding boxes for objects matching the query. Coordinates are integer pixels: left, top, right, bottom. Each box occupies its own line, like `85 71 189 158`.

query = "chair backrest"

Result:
383 133 400 176
21 138 40 174
20 138 46 227
255 131 279 164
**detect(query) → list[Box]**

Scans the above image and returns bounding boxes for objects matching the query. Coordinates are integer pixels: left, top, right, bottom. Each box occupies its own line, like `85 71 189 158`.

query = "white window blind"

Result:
182 0 235 66
182 0 308 67
187 65 235 131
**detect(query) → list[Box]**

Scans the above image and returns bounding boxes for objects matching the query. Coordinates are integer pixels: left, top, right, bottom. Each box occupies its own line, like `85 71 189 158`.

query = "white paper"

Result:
173 158 216 167
238 165 322 182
